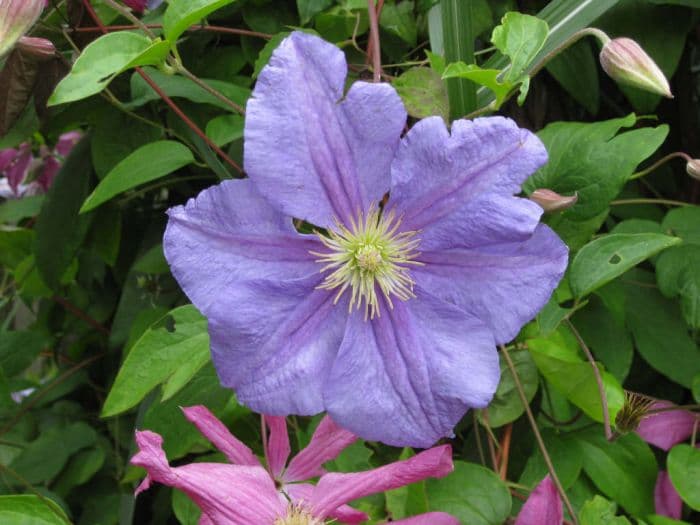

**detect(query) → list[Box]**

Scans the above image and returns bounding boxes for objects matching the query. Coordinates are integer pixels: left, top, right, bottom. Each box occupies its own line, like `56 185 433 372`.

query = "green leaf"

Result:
426 461 511 525
34 135 93 289
0 194 43 223
0 330 49 377
206 114 244 147
80 141 194 213
570 233 681 298
102 305 210 417
392 67 448 121
518 429 583 490
296 0 333 24
441 63 515 107
49 33 170 106
0 495 71 525
380 0 417 46
0 228 33 269
481 349 538 428
129 67 250 111
579 496 632 525
164 0 237 43
52 446 106 496
624 272 700 388
440 0 477 118
9 423 97 484
527 327 625 422
577 430 657 517
667 444 700 510
491 12 549 83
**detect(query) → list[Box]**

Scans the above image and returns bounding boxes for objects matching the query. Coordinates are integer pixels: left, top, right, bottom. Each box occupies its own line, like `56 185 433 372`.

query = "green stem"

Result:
630 152 693 180
174 64 245 114
101 0 157 39
501 345 579 525
610 198 692 207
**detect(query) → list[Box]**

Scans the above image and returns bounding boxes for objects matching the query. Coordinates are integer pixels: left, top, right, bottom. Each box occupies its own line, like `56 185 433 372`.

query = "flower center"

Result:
274 505 324 525
311 205 422 319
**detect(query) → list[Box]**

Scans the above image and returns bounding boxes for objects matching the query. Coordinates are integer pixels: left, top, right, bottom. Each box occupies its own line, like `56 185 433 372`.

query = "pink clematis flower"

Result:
636 400 699 519
514 475 562 525
131 405 459 525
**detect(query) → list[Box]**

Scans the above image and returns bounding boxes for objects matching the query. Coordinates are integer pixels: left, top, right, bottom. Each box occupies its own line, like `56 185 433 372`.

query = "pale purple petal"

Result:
391 513 460 525
209 274 348 416
310 445 453 518
265 416 291 479
245 31 405 228
131 430 285 524
655 470 682 519
637 402 698 450
390 116 548 233
285 483 368 524
414 225 568 344
323 290 498 447
181 406 260 467
284 415 357 482
198 516 213 525
515 475 563 525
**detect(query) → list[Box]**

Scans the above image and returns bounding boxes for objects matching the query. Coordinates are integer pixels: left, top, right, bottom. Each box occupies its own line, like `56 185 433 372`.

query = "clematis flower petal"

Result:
181 405 260 467
310 444 453 518
323 290 498 447
637 401 697 450
209 274 348 416
284 415 357 482
265 416 291 479
0 148 17 172
654 470 683 519
389 116 548 233
391 513 460 525
6 143 32 194
244 31 406 228
285 483 368 524
414 225 568 345
131 431 285 524
514 475 563 525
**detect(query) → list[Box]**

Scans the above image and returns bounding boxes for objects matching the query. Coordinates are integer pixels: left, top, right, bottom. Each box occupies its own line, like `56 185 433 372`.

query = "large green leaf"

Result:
164 0 237 43
579 496 632 525
426 461 511 525
545 39 599 114
49 33 170 106
102 305 210 417
518 429 583 490
570 233 680 298
392 67 449 121
80 141 194 213
491 12 549 83
527 327 625 422
576 430 657 517
481 349 538 428
0 496 71 525
441 63 515 107
624 272 700 388
34 135 93 289
0 330 49 377
667 444 700 511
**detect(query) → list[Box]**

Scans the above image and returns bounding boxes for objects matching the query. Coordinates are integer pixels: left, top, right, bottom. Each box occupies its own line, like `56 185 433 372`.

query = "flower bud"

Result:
16 36 55 61
686 159 700 181
599 37 672 98
529 189 578 213
0 0 46 58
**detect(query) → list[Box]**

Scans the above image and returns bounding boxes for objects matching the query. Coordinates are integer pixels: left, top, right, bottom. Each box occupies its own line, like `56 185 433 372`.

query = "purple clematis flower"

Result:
515 475 562 525
164 31 568 447
131 405 459 525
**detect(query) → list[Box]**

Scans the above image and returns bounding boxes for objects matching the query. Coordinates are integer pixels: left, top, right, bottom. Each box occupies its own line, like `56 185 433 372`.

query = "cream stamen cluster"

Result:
312 205 422 319
274 504 324 525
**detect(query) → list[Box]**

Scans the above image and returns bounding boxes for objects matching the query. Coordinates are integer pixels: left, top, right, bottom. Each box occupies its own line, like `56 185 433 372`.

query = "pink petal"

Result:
515 475 562 525
131 430 285 524
37 157 59 191
284 415 357 482
54 130 82 157
655 470 683 519
637 401 697 450
265 415 291 479
391 512 460 525
0 148 17 172
285 482 368 524
6 144 32 193
181 406 261 467
310 444 453 519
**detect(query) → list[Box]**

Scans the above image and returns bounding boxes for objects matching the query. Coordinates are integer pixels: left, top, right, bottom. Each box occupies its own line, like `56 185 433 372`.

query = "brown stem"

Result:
610 198 691 207
630 151 693 180
498 423 513 480
366 0 382 82
566 320 613 441
501 345 579 525
53 295 109 335
176 65 245 114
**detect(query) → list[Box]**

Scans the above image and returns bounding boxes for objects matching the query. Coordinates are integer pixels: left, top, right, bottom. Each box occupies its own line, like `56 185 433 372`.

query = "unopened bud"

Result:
0 0 46 57
599 38 672 98
16 36 55 61
529 189 578 213
686 159 700 180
